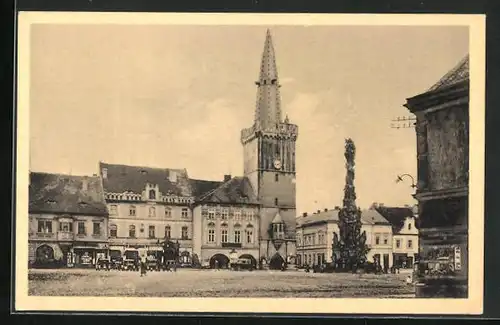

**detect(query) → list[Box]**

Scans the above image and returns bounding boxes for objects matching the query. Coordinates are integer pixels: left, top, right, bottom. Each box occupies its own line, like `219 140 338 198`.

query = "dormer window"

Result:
408 223 412 230
149 189 156 200
271 212 285 239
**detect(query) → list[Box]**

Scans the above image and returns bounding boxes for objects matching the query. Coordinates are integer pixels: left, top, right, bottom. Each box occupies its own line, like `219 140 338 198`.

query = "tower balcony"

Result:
241 123 299 144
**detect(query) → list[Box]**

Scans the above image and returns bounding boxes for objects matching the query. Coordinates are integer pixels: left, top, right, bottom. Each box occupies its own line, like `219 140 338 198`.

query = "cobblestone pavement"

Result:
28 268 416 298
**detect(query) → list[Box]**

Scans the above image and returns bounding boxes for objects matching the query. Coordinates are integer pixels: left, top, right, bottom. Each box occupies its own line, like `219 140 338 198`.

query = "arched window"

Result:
207 222 215 243
129 205 136 216
164 225 171 239
109 224 117 238
220 223 228 243
129 225 136 238
234 230 241 243
149 189 156 200
165 207 172 218
181 226 189 240
246 225 254 244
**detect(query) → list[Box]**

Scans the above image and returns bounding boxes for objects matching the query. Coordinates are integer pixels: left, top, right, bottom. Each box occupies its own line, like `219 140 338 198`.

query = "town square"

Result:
25 20 470 300
29 268 415 298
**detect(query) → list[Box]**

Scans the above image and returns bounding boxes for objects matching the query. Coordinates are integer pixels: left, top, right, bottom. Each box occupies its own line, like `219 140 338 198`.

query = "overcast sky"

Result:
29 24 468 214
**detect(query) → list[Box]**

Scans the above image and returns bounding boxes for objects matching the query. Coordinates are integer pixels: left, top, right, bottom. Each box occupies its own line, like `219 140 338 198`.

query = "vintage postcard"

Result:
15 12 485 314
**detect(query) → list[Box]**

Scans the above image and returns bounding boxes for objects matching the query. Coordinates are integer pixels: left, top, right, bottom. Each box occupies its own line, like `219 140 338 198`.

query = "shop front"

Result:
72 243 109 268
393 253 414 269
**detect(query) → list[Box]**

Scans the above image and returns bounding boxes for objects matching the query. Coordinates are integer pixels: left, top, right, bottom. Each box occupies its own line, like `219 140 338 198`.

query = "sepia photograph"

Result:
15 12 485 314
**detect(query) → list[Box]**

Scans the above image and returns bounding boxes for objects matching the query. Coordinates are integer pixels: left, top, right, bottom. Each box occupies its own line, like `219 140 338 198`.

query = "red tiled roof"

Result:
29 172 108 215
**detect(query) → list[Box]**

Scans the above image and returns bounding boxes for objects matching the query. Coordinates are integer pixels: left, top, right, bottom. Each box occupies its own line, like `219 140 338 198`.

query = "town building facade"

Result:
98 162 207 264
28 172 109 268
28 30 297 270
192 177 260 268
404 55 469 297
296 208 394 271
373 204 419 269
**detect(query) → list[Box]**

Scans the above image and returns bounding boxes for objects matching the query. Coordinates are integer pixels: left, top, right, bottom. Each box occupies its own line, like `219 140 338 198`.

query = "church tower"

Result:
241 30 298 268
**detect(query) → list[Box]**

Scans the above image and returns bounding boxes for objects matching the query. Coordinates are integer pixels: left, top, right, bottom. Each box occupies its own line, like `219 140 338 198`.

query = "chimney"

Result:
317 210 321 214
102 168 108 179
224 174 232 182
302 212 308 217
169 170 177 183
334 206 340 210
324 208 328 212
82 176 88 191
379 203 385 207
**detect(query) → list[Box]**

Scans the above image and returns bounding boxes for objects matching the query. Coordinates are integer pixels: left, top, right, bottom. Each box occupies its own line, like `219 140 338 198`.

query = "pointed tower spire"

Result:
254 29 282 130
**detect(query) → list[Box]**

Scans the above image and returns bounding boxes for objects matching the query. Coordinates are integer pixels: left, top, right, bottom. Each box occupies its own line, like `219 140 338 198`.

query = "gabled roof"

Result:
296 208 389 228
198 176 259 205
99 162 192 197
361 208 392 225
29 172 108 215
428 54 469 92
272 212 283 224
374 206 415 233
189 179 223 199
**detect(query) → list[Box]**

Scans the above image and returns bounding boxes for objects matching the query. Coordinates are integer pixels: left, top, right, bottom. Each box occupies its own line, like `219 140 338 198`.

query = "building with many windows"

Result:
28 29 298 270
98 162 208 264
296 207 394 271
192 177 260 268
28 172 109 268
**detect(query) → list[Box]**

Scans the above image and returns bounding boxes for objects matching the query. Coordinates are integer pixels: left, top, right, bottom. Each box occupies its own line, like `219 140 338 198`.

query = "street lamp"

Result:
396 174 417 189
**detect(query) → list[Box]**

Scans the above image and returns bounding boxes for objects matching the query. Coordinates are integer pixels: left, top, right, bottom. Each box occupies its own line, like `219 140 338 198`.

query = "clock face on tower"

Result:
274 159 282 170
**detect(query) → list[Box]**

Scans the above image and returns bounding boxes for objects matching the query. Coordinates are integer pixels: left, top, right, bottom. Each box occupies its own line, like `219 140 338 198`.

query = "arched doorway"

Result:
210 254 229 269
239 254 257 268
36 244 55 266
269 253 285 270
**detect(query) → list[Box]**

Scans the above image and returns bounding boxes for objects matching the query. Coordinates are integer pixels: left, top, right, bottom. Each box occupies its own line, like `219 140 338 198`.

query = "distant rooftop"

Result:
29 172 108 215
296 208 389 228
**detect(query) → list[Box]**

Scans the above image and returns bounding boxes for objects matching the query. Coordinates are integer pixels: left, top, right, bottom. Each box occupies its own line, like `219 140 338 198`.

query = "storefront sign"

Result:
454 246 462 271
